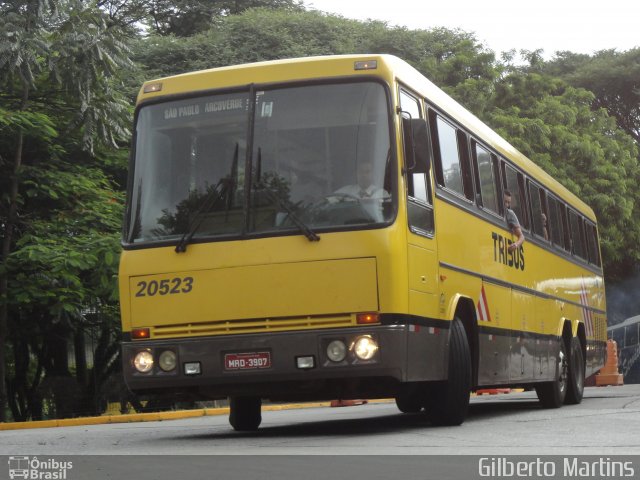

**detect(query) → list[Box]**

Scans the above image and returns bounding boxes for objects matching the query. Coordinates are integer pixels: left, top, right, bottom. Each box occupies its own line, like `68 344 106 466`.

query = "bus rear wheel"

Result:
229 396 262 431
426 318 471 426
564 337 585 405
536 340 568 408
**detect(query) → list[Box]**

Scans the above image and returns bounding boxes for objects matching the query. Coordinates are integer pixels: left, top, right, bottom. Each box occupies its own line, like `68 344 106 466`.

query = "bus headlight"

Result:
353 336 378 360
133 350 154 373
327 340 347 362
158 350 177 372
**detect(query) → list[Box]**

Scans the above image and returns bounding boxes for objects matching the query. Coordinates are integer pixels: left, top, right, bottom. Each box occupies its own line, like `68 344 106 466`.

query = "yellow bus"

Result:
119 54 607 430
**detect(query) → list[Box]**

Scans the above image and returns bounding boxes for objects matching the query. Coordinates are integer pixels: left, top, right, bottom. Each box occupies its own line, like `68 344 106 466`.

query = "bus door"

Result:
400 90 438 314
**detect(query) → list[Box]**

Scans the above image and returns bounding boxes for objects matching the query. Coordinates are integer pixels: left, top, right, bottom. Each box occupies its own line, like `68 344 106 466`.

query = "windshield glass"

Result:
126 81 393 245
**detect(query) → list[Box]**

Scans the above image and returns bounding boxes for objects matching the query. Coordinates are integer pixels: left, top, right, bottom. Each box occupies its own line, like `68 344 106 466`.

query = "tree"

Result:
0 0 133 421
5 155 124 420
133 8 500 90
133 0 304 37
486 71 640 281
543 49 640 145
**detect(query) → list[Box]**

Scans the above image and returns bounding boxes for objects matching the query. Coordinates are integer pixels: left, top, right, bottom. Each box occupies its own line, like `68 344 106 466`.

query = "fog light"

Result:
353 336 378 360
184 362 201 375
296 356 315 369
327 340 347 362
133 350 154 373
158 350 177 372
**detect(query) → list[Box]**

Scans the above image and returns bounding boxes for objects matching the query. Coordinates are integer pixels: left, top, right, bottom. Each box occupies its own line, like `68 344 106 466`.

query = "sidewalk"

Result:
0 402 333 431
0 399 397 431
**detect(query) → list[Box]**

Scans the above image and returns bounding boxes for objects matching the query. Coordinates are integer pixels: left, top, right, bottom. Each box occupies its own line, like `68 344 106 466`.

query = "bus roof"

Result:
137 54 596 221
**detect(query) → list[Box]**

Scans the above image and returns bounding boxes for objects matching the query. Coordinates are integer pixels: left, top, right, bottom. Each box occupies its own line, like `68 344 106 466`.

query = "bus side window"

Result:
471 140 500 214
402 116 430 204
456 130 474 201
568 209 587 259
528 181 548 240
547 195 565 250
539 188 549 241
517 171 529 230
402 91 434 235
502 162 529 230
430 111 468 199
559 202 571 251
401 90 427 200
585 222 601 266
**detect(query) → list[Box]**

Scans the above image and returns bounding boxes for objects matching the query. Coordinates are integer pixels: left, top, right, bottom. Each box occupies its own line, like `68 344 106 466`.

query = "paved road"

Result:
2 385 639 456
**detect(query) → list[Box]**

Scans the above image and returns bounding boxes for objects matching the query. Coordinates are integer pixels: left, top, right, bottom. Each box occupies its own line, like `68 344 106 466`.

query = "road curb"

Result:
0 402 334 431
0 399 396 431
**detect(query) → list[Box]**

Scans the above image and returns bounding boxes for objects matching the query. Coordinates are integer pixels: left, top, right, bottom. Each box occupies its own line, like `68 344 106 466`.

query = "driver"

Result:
332 161 390 222
335 161 389 200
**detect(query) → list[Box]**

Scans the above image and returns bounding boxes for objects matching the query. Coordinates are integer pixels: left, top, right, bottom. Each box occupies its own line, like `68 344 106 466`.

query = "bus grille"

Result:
151 314 355 338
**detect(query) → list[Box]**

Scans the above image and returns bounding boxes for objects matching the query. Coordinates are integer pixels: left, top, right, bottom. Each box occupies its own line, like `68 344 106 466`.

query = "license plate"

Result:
224 352 271 370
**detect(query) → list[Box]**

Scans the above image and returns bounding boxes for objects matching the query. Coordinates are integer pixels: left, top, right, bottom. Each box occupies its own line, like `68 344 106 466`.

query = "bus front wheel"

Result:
535 340 568 408
229 396 262 431
426 318 471 426
395 384 424 413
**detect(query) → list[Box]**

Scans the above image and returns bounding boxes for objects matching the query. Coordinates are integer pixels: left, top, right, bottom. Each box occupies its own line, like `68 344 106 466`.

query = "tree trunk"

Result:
0 86 28 422
74 328 87 387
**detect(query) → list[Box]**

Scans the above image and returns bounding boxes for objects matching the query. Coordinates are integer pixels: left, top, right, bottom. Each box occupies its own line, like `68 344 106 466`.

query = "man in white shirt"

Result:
333 161 390 222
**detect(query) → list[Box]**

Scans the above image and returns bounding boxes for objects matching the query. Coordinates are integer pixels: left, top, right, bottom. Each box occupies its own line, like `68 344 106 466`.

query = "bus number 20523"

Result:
135 277 194 297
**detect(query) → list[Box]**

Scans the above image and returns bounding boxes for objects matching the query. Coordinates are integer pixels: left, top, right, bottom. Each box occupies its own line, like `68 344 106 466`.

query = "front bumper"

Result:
123 325 413 400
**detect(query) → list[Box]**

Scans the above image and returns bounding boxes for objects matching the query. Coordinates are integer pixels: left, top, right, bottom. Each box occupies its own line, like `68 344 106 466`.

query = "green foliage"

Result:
543 48 640 144
133 8 499 90
8 161 123 314
132 9 362 78
0 0 134 421
0 106 58 139
108 0 305 37
487 72 640 280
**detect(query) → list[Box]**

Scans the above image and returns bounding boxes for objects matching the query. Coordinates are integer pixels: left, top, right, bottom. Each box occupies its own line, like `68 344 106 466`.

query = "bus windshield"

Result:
127 81 394 245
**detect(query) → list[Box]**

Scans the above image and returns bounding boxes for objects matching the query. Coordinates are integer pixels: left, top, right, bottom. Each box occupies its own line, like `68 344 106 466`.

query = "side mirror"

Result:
402 117 431 174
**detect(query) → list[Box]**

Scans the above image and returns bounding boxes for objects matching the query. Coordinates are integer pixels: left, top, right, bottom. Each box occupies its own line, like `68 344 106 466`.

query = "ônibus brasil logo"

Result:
8 456 73 480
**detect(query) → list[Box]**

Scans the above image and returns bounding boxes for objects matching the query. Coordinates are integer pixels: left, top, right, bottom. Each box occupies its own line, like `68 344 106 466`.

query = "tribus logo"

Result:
8 456 73 480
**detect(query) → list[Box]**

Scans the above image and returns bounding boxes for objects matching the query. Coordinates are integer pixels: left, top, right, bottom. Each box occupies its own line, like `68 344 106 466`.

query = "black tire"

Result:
426 318 471 426
395 385 424 413
564 336 585 405
535 339 568 408
229 396 262 431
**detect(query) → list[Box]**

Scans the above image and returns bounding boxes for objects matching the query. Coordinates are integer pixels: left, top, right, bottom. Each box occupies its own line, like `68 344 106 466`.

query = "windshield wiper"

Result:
175 143 238 253
254 148 320 242
263 189 321 242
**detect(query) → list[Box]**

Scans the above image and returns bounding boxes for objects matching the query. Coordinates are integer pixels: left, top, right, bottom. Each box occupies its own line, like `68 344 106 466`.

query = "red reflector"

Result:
132 328 150 339
356 313 380 325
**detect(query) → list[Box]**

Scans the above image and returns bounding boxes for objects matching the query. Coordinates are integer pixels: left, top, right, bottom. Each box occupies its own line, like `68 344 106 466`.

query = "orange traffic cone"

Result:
596 339 624 386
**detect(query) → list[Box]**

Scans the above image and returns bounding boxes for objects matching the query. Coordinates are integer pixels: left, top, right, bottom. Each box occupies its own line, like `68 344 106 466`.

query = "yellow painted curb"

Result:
0 401 348 431
0 399 394 431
